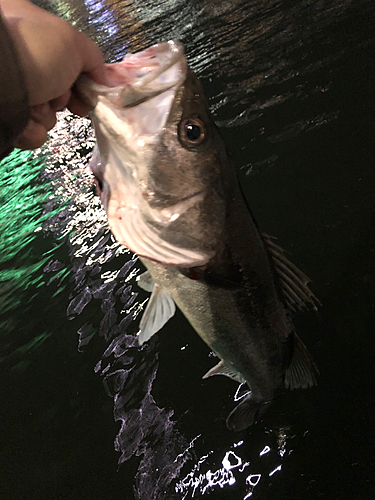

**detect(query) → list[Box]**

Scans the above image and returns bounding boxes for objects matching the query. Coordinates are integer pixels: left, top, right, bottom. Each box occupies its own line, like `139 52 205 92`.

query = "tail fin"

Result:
226 397 272 432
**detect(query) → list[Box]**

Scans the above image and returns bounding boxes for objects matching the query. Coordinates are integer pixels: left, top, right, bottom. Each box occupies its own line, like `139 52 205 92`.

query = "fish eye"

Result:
179 117 206 149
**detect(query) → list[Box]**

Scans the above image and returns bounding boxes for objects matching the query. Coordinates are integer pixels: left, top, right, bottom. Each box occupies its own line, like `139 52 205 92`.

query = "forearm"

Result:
0 5 29 159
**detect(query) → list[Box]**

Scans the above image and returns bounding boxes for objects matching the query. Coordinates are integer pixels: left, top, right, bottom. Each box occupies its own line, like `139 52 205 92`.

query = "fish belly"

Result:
141 257 287 403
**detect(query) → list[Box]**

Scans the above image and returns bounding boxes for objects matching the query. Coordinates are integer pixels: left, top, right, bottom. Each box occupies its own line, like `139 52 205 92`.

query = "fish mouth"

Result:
84 41 188 208
116 41 187 108
77 41 187 109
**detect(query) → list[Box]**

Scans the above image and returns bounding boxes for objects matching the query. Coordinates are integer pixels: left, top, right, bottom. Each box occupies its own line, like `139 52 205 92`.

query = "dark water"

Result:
1 0 374 498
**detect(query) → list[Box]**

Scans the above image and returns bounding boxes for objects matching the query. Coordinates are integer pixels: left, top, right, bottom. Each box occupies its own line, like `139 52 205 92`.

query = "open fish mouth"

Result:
78 41 187 110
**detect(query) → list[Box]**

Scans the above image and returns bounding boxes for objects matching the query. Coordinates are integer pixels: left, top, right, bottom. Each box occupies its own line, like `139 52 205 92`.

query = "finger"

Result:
14 119 48 150
50 90 71 111
30 103 57 131
66 90 92 117
85 62 108 86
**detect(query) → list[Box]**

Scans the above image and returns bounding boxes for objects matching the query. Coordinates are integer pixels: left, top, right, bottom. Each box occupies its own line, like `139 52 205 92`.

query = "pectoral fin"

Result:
203 360 245 384
137 284 176 345
136 270 154 292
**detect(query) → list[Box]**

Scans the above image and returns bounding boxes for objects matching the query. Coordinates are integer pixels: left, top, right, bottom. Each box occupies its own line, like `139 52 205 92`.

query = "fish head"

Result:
78 41 228 267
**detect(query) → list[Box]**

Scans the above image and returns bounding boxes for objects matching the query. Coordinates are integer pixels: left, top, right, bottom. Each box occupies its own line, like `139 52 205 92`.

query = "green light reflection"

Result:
0 149 66 315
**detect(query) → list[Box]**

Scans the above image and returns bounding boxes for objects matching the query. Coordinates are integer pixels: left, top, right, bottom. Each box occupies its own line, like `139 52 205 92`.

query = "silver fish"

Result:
78 41 319 431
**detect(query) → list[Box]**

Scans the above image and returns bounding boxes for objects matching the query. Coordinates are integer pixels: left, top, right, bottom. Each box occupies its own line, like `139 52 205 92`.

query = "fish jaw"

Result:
78 41 187 108
85 40 187 196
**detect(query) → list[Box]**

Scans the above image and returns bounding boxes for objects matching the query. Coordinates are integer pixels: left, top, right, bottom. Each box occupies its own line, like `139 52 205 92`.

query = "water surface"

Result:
1 1 374 498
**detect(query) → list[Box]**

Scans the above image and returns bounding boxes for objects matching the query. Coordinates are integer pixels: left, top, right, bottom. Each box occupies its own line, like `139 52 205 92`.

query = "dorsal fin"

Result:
262 233 321 312
285 334 319 389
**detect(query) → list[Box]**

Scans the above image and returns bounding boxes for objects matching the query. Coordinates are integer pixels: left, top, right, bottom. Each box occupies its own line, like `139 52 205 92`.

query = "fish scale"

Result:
78 41 319 431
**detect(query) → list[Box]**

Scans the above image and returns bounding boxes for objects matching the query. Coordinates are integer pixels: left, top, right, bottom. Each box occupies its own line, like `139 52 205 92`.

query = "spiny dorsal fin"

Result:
285 334 319 389
262 233 321 312
203 359 246 384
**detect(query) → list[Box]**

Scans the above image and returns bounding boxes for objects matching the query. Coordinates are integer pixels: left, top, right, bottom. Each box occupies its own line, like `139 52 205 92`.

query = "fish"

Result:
77 40 320 431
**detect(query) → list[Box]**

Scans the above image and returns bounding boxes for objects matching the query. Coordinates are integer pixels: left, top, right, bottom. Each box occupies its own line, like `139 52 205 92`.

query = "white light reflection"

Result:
246 474 261 487
269 465 282 476
175 426 291 499
175 447 258 499
259 445 271 456
239 461 250 473
222 450 242 471
277 427 289 458
234 382 251 401
84 0 119 37
174 434 202 464
243 473 262 499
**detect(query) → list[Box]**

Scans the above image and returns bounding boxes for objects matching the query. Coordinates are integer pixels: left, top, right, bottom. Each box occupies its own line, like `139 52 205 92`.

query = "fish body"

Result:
78 41 319 430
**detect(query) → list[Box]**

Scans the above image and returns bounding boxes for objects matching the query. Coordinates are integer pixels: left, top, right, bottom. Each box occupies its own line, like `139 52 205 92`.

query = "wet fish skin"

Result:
136 69 317 431
139 180 294 430
83 42 319 431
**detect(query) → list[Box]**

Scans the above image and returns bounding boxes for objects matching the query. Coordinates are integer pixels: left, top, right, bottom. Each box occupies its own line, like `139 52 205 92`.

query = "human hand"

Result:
1 0 106 149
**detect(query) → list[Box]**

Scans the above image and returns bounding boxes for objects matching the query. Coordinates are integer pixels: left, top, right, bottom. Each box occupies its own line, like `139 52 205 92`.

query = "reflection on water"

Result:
0 151 52 307
0 149 66 367
2 0 374 498
30 110 194 498
175 426 293 498
177 443 265 499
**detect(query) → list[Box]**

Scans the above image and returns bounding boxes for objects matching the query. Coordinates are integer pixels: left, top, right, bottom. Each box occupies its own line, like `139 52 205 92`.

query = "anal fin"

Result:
226 397 272 431
285 334 319 389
